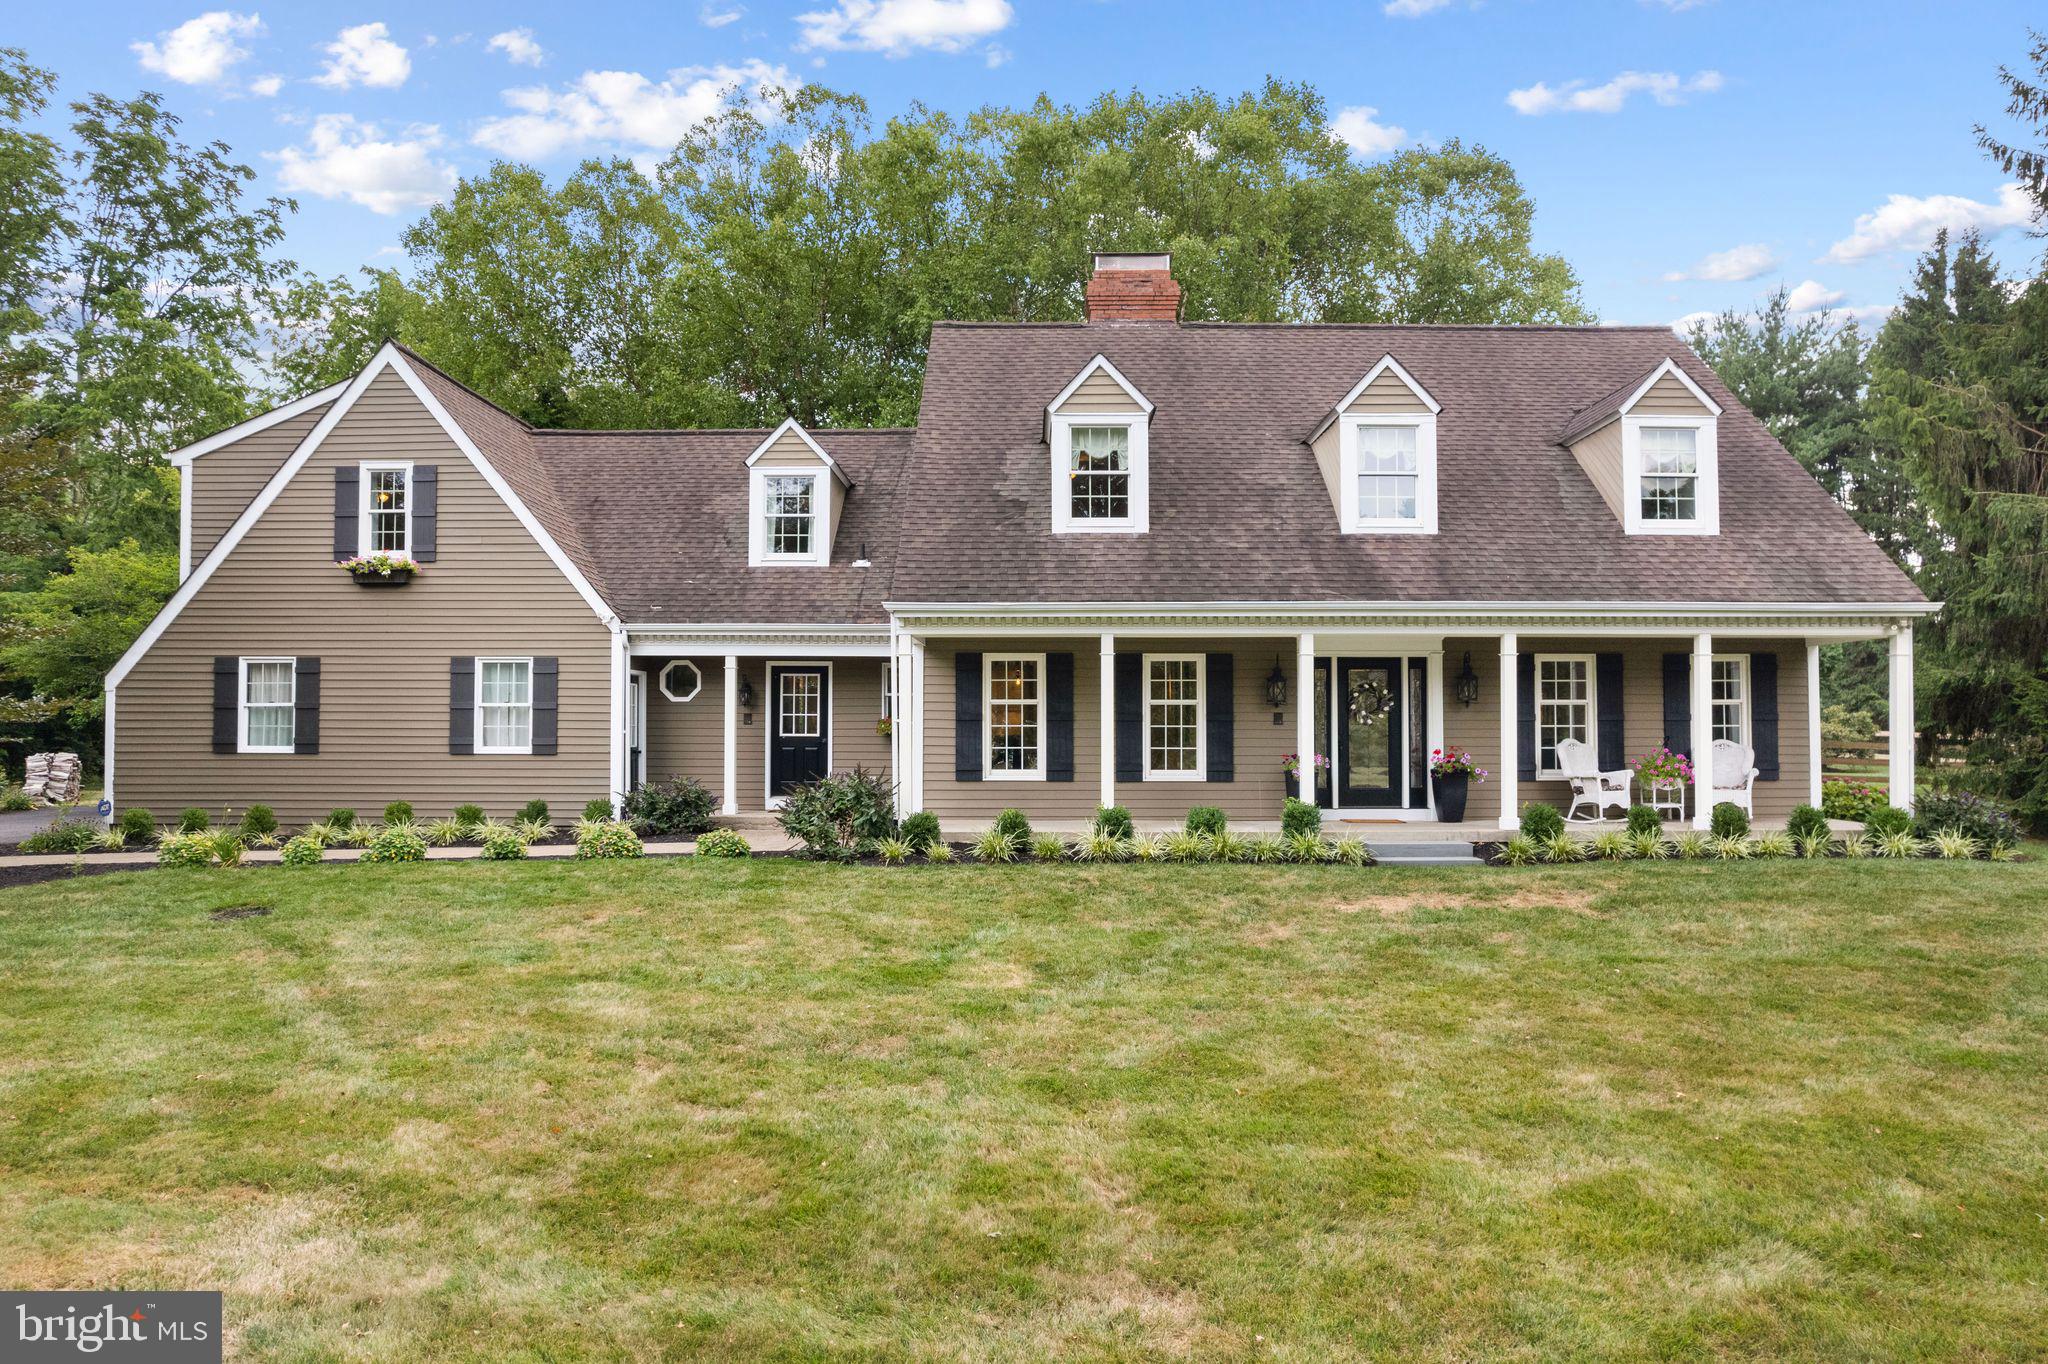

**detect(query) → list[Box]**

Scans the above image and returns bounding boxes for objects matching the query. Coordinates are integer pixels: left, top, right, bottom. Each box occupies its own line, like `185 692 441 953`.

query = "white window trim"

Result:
1339 412 1438 535
659 659 702 703
1142 652 1206 781
237 656 296 754
1049 413 1149 534
748 467 828 566
983 651 1048 781
1534 652 1596 780
1711 653 1750 747
1622 414 1719 536
358 460 414 557
474 655 535 755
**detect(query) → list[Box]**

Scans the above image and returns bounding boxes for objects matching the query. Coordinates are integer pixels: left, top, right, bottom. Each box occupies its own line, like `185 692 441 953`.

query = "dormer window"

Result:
745 419 847 567
1639 425 1699 522
360 461 412 555
1565 358 1723 537
1047 355 1152 534
765 474 817 556
1315 356 1441 536
1067 425 1131 522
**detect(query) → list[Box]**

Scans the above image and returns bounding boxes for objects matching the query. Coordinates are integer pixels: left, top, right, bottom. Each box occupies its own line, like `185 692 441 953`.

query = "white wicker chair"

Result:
1554 738 1632 822
1710 739 1759 817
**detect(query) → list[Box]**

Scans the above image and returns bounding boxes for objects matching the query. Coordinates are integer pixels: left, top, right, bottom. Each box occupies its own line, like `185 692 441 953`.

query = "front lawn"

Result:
1 861 2044 1361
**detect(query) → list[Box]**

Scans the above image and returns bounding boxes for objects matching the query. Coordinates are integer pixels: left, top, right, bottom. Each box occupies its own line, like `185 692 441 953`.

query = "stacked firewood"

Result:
21 752 82 804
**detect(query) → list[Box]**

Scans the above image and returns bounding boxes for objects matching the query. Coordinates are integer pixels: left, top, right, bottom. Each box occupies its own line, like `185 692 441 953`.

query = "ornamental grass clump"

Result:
516 817 554 843
1794 831 1835 860
1541 832 1584 863
1496 834 1541 866
1672 832 1711 860
1209 830 1253 863
1588 831 1633 861
972 828 1020 863
1877 829 1924 859
875 837 913 865
1930 829 1982 860
1841 833 1875 859
424 818 467 847
1076 831 1129 862
1284 831 1332 864
1030 833 1070 862
1330 836 1374 867
92 828 127 852
1710 834 1753 861
1129 834 1168 863
1162 830 1207 863
1751 830 1794 859
1245 834 1290 864
1627 830 1670 860
922 841 955 864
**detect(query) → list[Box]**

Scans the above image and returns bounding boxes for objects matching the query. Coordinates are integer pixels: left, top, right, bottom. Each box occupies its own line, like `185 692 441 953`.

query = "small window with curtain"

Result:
477 658 533 754
1536 655 1594 776
1639 426 1699 522
1144 654 1204 778
361 463 411 554
240 658 295 753
765 475 815 557
985 654 1044 777
1067 425 1130 522
1355 423 1420 522
1711 656 1748 745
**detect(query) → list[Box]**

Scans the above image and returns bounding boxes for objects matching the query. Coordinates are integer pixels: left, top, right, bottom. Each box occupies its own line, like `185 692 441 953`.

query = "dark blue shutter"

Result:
1751 652 1780 780
1114 652 1143 782
1516 653 1536 781
1046 652 1074 782
411 465 438 562
449 657 475 755
954 651 982 782
333 467 358 559
213 657 237 754
1596 653 1624 770
1662 653 1690 757
294 657 320 755
1206 652 1234 782
532 656 558 756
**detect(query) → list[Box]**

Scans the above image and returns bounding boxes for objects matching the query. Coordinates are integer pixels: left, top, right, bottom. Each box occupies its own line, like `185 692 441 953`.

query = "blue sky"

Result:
12 1 2044 329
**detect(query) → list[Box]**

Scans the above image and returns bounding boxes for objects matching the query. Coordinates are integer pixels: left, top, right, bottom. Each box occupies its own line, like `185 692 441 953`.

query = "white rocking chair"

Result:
1554 738 1632 822
1710 739 1759 817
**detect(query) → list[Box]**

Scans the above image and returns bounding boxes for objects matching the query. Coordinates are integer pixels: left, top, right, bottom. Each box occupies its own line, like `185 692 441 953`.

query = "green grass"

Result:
2 860 2045 1361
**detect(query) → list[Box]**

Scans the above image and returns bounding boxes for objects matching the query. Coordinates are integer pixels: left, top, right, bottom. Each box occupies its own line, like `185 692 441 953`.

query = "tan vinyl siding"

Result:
1310 422 1341 510
1342 369 1432 414
187 403 332 566
1053 371 1144 414
116 368 611 827
759 428 829 467
1631 372 1712 416
640 657 890 810
1568 421 1625 520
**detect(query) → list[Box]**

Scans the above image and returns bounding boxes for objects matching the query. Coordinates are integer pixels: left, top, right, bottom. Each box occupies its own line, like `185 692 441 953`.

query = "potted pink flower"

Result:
1281 751 1329 801
1631 747 1694 816
339 552 419 586
1428 748 1488 823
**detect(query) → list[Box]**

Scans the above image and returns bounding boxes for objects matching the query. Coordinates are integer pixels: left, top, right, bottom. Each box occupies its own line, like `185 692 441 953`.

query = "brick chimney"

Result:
1084 252 1181 323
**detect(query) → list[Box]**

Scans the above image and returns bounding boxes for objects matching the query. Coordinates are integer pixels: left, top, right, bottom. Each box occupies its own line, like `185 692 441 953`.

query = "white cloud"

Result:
1331 106 1408 158
796 0 1013 56
314 22 412 90
274 114 456 214
487 28 544 67
700 3 746 26
132 11 263 85
1670 309 1719 336
249 73 283 98
1785 279 1845 312
473 61 797 160
1507 69 1723 116
1823 183 2039 263
1383 0 1455 14
1661 242 1778 283
984 43 1012 69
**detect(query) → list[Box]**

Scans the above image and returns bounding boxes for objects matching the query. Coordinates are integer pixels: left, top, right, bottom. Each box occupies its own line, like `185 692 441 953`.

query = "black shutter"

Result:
954 651 982 782
411 465 438 562
1115 652 1143 782
1046 651 1074 782
1596 653 1624 771
449 657 475 755
333 467 358 559
1662 653 1691 757
1516 653 1536 782
213 657 238 754
294 657 320 755
532 656 559 756
1751 652 1780 780
1206 652 1234 782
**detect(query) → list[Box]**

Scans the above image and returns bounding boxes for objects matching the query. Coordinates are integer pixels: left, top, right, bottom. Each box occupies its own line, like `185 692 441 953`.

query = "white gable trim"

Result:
1620 357 1723 418
107 345 616 689
743 417 851 487
1046 354 1154 418
1308 354 1441 444
164 381 350 468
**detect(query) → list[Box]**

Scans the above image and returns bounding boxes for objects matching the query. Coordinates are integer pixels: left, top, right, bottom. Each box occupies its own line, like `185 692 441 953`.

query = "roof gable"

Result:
1047 354 1153 417
744 418 853 487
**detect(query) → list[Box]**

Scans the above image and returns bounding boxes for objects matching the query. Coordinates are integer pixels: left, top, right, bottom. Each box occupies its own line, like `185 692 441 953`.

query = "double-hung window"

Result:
1711 656 1749 745
1356 424 1419 522
1144 654 1204 779
1067 425 1131 522
477 658 534 754
360 462 412 556
766 475 816 557
1535 655 1594 777
1639 426 1698 523
985 654 1045 778
239 657 295 753
1339 413 1438 533
1621 413 1718 535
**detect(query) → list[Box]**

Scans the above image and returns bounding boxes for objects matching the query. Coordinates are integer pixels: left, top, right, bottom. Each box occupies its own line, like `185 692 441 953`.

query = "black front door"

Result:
769 665 829 796
1336 656 1404 808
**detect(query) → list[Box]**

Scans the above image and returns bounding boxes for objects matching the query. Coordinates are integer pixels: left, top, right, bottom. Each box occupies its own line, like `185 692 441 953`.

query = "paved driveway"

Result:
0 807 65 844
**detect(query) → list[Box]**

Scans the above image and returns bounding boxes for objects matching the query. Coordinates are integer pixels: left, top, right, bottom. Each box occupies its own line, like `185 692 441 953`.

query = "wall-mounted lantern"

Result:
1454 652 1480 707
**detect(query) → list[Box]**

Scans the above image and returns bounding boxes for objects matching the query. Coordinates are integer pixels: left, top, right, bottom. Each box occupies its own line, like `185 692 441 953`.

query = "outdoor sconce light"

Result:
1265 658 1288 708
737 675 755 711
1454 652 1480 707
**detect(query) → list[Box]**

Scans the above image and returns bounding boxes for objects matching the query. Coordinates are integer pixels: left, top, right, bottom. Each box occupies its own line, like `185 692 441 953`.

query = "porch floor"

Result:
713 815 1854 844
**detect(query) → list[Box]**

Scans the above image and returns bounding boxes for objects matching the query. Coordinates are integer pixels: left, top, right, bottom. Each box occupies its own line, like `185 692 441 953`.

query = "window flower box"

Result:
339 553 419 586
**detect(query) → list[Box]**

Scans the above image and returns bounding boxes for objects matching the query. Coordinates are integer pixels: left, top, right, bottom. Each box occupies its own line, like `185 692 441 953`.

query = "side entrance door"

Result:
1335 656 1404 808
768 664 830 797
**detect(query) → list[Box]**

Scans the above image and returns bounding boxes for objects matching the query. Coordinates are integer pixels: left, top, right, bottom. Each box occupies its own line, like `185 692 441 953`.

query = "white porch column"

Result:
721 654 740 816
909 637 928 813
1690 632 1714 829
609 627 629 817
1295 633 1316 807
1889 624 1916 810
1099 634 1117 809
1497 633 1518 829
1425 648 1445 814
1806 640 1824 807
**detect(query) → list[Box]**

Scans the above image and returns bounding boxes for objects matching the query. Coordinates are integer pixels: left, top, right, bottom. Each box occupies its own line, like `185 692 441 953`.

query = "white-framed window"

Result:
778 670 821 738
1535 654 1594 778
658 659 702 703
748 468 828 566
1711 654 1749 746
984 653 1046 779
1622 415 1719 535
1339 413 1438 534
238 657 295 753
881 661 893 722
476 657 534 754
1049 413 1149 534
1144 653 1205 779
359 461 412 556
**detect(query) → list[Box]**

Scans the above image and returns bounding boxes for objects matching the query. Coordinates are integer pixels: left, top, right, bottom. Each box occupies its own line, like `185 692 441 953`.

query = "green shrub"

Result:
695 829 751 858
575 821 644 859
1625 804 1662 837
480 827 528 860
1864 804 1913 837
1710 802 1750 839
452 803 486 829
1281 797 1322 838
581 797 614 823
0 788 31 812
178 807 211 833
361 826 428 864
1519 803 1564 841
993 808 1032 842
517 799 549 825
1821 779 1887 823
1787 804 1830 840
116 807 157 844
238 804 277 837
900 811 943 851
1093 805 1133 840
155 831 214 868
622 776 717 837
776 768 897 861
20 819 99 854
280 835 323 867
325 808 356 830
382 801 414 826
1185 806 1227 836
1910 790 2020 850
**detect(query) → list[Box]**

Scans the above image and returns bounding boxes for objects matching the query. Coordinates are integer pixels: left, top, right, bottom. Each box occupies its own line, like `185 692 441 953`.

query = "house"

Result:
104 254 1933 832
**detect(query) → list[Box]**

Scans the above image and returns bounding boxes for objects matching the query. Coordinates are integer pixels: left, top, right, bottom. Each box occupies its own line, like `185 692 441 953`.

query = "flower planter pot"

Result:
1432 771 1469 823
350 568 414 587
